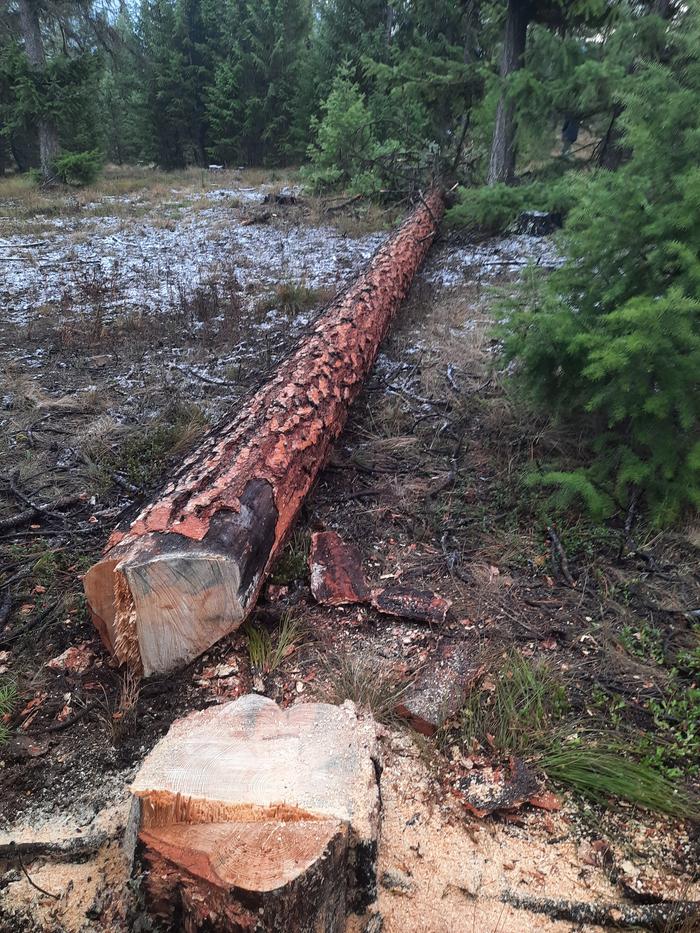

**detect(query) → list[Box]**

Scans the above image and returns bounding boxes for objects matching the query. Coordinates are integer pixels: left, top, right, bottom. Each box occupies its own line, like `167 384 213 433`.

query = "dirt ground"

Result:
1 166 699 932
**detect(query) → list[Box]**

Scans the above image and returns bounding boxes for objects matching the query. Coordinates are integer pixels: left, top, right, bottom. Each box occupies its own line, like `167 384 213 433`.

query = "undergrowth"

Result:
244 614 305 674
457 651 699 820
322 652 411 724
269 529 309 585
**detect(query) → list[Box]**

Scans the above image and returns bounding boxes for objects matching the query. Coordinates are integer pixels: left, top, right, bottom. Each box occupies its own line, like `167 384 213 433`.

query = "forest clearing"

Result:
1 1 699 931
0 165 697 932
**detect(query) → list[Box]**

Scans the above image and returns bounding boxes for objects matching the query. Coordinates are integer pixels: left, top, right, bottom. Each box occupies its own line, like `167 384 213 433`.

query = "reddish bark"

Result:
84 189 445 675
370 585 451 625
309 531 371 606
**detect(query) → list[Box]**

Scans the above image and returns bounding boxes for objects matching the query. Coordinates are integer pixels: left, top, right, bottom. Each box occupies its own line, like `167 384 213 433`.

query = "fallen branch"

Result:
84 188 445 675
502 891 700 931
0 832 108 863
547 525 575 587
0 480 84 531
323 193 364 213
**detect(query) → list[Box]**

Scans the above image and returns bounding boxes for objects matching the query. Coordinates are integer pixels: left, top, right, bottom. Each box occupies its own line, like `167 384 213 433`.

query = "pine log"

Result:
131 694 381 932
84 188 444 675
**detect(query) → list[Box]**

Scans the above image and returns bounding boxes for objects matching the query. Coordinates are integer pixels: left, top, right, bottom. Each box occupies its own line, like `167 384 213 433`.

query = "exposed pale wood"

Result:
131 695 381 932
84 189 444 675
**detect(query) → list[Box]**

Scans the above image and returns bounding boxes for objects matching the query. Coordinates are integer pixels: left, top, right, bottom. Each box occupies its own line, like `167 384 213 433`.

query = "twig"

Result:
17 850 60 900
0 589 11 629
2 474 84 528
547 526 576 587
323 193 363 213
0 603 58 648
28 704 95 734
617 487 640 560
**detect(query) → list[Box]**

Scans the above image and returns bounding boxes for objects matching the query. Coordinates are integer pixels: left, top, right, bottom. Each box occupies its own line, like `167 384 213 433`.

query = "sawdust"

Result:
0 802 133 932
356 737 699 933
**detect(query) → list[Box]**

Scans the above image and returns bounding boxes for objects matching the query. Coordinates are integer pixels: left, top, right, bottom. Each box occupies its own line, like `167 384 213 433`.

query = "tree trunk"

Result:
84 189 445 676
16 0 60 184
487 0 531 185
131 695 381 931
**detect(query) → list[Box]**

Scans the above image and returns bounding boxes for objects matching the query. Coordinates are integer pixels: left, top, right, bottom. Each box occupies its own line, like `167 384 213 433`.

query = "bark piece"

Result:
370 585 451 625
395 641 478 736
309 531 371 606
131 694 381 931
456 757 539 818
84 189 444 676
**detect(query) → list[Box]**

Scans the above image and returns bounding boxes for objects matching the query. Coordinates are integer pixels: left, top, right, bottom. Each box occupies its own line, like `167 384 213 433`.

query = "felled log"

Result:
131 694 381 932
84 188 444 676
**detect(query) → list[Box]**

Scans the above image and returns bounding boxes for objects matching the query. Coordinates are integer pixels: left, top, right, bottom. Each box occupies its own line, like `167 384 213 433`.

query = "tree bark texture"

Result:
84 188 445 676
487 0 530 185
16 0 60 184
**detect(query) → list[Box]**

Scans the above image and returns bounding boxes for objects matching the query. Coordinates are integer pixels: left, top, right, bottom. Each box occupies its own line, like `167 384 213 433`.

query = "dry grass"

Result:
94 668 141 746
321 651 412 723
0 163 299 234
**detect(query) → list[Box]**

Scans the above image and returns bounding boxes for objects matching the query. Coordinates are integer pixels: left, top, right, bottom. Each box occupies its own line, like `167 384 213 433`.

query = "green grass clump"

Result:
269 529 309 585
244 614 305 674
458 651 699 821
541 746 698 820
460 650 568 759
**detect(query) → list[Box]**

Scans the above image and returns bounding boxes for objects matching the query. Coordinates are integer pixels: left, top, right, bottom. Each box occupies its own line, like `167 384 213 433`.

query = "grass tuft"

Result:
458 651 700 821
244 614 305 674
259 280 331 318
322 652 411 723
269 529 309 585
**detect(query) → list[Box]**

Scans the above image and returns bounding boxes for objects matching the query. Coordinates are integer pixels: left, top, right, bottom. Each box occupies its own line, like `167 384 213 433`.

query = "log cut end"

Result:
84 479 279 676
131 694 381 931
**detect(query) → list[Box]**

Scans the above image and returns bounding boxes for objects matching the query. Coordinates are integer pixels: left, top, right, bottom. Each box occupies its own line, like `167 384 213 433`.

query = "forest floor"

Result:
0 165 699 932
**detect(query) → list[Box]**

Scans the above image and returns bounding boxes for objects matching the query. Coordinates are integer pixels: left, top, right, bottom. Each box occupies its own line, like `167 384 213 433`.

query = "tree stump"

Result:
131 695 381 932
84 189 444 676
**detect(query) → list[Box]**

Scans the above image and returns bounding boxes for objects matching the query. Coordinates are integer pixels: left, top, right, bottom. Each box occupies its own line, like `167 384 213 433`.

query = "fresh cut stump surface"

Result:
131 694 381 932
84 188 445 675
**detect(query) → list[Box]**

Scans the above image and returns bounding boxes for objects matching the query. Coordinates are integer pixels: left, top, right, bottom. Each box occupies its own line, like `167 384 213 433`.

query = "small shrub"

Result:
498 31 700 526
301 63 384 196
446 175 586 235
54 149 103 187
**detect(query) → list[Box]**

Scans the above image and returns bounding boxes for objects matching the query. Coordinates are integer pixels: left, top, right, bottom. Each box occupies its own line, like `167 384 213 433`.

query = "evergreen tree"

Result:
500 5 700 523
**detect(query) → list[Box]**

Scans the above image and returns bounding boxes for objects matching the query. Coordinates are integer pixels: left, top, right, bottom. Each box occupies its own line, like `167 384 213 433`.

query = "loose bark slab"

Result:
370 585 451 625
395 640 478 736
84 189 444 676
456 757 541 818
309 531 370 606
131 694 381 932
